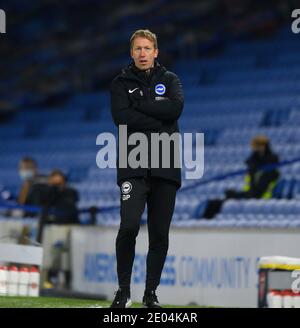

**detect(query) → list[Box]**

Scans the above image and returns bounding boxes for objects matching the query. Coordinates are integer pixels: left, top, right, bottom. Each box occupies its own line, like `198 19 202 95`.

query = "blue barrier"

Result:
179 156 300 192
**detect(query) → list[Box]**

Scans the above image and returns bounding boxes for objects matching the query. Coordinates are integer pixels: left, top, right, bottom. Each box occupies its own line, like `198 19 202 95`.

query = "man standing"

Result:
110 29 184 308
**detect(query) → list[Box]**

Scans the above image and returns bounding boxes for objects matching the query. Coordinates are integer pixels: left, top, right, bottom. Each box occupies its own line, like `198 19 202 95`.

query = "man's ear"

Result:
154 49 159 58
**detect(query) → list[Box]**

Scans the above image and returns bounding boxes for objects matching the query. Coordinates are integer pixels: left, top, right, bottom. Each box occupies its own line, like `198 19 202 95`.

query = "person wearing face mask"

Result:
33 170 79 289
33 170 79 246
18 157 47 206
44 170 79 224
202 136 280 219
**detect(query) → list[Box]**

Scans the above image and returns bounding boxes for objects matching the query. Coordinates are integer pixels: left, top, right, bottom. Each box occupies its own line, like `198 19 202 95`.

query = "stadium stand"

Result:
1 1 300 232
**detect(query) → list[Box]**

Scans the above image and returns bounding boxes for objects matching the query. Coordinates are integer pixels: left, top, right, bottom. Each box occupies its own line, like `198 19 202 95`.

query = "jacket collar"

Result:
120 60 166 84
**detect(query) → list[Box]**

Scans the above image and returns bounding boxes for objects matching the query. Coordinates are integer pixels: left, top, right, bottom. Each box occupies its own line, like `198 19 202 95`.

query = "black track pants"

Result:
115 175 177 292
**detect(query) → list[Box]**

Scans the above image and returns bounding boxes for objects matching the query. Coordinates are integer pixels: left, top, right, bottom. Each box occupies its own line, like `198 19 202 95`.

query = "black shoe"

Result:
142 290 162 308
110 288 132 308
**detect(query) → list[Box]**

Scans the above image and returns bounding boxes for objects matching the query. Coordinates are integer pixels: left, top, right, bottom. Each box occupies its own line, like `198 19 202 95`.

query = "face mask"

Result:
50 184 64 193
19 169 34 181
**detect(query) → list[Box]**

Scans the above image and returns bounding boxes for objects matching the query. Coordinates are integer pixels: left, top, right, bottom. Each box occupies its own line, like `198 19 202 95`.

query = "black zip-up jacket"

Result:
110 60 184 189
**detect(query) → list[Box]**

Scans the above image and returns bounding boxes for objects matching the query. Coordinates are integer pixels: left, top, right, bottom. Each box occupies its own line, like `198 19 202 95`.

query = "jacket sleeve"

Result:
110 78 162 131
135 73 184 121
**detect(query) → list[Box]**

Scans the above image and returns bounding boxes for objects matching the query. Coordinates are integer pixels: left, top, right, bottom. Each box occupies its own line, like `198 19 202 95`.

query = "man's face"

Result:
19 161 37 180
252 144 266 155
48 174 65 188
131 37 158 70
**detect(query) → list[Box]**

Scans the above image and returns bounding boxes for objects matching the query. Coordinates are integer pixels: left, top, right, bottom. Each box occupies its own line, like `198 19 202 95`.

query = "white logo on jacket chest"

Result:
129 88 139 93
128 88 143 96
155 84 166 95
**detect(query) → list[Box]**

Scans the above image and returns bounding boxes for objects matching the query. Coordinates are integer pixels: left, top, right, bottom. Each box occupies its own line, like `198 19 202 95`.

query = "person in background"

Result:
203 135 280 219
18 157 47 206
43 169 79 224
226 135 280 199
37 170 79 290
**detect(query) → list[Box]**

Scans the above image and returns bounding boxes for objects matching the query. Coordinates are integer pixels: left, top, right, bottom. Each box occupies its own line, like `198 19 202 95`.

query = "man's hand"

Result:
131 73 184 121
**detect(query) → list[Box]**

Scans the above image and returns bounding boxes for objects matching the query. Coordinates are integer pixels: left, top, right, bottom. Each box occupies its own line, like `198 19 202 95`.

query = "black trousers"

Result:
115 174 177 292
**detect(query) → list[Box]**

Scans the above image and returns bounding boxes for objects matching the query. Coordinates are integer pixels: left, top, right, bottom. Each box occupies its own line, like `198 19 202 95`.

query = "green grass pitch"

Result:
0 296 204 308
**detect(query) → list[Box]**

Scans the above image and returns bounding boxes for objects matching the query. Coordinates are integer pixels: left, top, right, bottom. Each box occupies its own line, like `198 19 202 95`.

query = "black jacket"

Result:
245 147 280 198
110 61 184 189
26 183 79 223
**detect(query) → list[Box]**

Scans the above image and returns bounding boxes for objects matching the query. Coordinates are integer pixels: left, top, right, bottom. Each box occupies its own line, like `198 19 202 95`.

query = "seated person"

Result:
203 135 280 218
27 169 79 224
226 135 280 199
6 157 47 217
18 157 47 206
